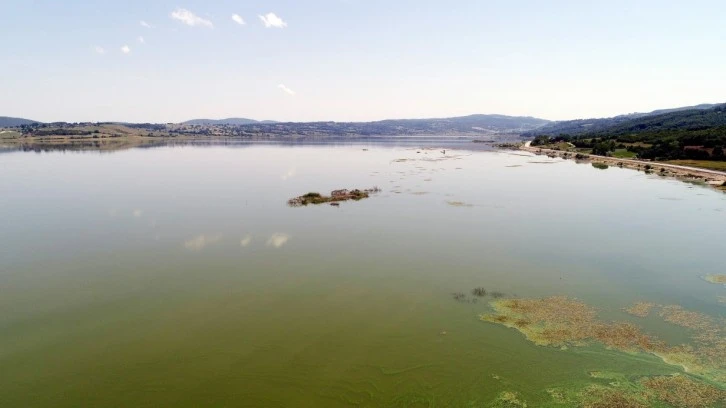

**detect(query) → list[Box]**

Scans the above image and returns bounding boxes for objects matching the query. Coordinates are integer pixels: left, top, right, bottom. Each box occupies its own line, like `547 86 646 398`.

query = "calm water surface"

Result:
0 144 724 407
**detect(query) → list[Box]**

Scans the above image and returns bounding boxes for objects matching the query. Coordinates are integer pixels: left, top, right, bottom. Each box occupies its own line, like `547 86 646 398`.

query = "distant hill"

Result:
182 118 275 125
523 104 719 137
0 116 40 127
581 104 726 138
179 114 550 135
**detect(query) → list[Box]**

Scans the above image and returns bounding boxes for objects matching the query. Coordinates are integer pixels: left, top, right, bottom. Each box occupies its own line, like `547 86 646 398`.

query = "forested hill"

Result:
574 103 726 139
522 104 718 137
529 104 726 161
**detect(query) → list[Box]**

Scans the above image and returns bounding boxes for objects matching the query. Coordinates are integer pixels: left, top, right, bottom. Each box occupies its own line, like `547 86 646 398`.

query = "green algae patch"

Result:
481 297 726 384
490 391 528 407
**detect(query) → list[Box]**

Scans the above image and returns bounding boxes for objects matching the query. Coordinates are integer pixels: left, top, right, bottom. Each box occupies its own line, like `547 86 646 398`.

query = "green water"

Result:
0 144 724 407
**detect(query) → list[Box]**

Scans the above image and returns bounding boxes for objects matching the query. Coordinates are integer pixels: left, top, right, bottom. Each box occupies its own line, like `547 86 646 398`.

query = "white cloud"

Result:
94 46 106 55
266 233 290 248
121 45 131 54
278 83 295 96
140 20 154 28
171 8 214 28
259 12 287 28
138 36 145 44
184 234 223 251
240 235 252 247
232 14 245 25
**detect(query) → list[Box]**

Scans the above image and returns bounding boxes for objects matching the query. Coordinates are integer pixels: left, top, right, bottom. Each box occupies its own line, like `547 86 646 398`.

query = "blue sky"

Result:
1 0 725 123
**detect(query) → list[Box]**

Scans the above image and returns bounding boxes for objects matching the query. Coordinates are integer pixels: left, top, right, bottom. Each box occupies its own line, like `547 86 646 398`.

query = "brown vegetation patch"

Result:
641 375 726 408
704 275 726 284
623 302 655 318
288 187 380 206
581 386 648 408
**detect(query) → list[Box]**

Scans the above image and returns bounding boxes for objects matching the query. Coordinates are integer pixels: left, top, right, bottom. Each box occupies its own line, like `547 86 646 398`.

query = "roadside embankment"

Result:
520 142 726 190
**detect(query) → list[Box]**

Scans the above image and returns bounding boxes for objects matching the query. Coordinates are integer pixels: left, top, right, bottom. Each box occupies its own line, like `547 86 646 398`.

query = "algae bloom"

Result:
481 297 726 384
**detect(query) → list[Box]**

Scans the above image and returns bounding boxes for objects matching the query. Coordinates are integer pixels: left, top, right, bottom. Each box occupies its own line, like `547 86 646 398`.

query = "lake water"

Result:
1 143 724 407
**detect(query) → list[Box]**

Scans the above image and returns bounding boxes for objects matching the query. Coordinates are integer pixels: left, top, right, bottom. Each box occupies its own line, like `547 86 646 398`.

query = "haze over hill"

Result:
182 118 279 126
0 117 39 127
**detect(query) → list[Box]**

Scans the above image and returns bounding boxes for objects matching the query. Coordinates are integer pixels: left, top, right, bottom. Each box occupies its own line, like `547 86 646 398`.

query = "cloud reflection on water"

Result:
184 234 223 251
266 233 290 248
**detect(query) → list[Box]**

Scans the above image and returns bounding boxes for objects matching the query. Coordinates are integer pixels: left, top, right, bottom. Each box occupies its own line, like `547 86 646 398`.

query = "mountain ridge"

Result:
523 103 720 137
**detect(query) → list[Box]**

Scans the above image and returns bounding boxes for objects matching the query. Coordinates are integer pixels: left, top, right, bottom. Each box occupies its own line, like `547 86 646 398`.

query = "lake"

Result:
1 143 724 407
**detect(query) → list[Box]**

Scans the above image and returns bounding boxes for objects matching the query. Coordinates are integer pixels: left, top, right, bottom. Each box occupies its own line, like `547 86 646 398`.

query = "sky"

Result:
1 0 725 123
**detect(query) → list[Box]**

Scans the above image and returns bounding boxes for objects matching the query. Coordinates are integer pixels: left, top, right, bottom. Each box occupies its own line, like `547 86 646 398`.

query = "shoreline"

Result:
519 142 726 191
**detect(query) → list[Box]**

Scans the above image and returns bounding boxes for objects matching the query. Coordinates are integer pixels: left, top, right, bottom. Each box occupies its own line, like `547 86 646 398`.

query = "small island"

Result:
288 187 381 207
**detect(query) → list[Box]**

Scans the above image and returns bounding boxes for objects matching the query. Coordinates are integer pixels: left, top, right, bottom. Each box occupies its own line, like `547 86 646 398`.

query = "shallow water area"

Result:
0 142 724 407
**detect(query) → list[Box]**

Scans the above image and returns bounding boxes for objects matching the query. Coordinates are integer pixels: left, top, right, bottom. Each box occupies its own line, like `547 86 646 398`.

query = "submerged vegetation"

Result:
452 287 509 304
288 187 380 206
471 287 487 297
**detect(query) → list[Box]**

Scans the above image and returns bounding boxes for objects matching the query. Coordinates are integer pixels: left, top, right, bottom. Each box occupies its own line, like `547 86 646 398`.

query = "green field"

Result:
666 160 726 172
611 149 637 158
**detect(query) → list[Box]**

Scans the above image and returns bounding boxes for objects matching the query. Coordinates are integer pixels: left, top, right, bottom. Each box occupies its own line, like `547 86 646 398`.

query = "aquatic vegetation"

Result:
288 187 380 206
481 296 599 347
491 391 528 407
580 385 648 408
481 297 726 383
452 292 466 302
471 287 487 297
446 200 474 207
546 372 725 408
623 302 655 318
703 274 726 285
489 291 506 299
641 375 726 408
592 162 609 170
